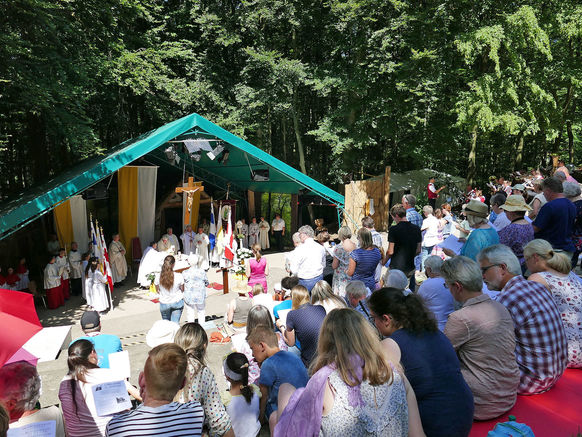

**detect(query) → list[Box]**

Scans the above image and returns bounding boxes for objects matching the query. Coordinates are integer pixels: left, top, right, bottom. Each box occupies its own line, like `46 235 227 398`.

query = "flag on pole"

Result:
99 227 114 294
209 200 216 251
90 219 99 258
224 206 236 262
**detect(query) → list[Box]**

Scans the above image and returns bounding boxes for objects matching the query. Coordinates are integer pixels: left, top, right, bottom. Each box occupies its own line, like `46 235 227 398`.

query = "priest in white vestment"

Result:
194 227 210 270
258 217 270 250
166 227 180 252
248 217 259 246
138 246 165 287
157 235 172 252
109 234 128 284
180 225 196 255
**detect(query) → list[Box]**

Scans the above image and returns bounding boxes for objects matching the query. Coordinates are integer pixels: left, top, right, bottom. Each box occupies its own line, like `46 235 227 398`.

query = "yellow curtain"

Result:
54 200 75 250
190 190 201 229
118 167 138 262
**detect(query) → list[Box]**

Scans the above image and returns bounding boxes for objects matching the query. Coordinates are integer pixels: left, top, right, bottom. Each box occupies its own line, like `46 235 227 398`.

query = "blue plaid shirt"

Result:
406 208 423 228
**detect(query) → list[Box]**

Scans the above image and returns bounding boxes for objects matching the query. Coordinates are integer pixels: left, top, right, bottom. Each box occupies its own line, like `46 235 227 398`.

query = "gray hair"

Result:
424 255 443 274
0 361 42 414
381 269 408 290
422 205 433 215
338 226 352 241
292 232 301 244
403 194 417 207
345 280 368 299
554 170 566 181
563 181 581 199
361 216 374 229
441 256 483 292
476 244 522 276
298 225 315 238
467 214 488 227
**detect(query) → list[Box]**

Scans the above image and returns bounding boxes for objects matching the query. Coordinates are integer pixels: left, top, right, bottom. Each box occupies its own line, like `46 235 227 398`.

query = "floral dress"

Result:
538 271 582 368
332 245 351 297
319 369 408 436
179 358 232 436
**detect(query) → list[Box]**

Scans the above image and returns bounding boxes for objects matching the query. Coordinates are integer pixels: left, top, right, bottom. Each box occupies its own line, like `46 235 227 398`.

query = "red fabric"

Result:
469 369 582 437
0 275 5 285
46 285 63 309
5 274 19 286
16 265 27 274
0 289 42 368
61 278 70 299
428 183 438 199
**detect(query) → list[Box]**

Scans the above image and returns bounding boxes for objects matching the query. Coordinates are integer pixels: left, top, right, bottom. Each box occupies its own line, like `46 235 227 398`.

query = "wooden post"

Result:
222 268 229 294
291 194 299 234
254 192 263 219
248 190 255 220
383 166 391 231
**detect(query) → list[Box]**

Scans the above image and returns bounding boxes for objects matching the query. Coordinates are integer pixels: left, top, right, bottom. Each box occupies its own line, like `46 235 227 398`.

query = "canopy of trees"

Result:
1 0 581 197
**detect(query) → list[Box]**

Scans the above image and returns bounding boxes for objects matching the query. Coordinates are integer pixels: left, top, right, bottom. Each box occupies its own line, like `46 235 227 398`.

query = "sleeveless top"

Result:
319 369 408 436
249 257 267 280
537 271 582 368
233 297 253 325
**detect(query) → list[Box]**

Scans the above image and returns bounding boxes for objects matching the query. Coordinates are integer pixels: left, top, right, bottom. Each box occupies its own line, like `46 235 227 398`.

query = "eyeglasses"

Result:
480 264 501 274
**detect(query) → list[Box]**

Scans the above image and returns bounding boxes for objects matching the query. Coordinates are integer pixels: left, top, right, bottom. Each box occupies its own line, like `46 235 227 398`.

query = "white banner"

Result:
70 195 88 252
137 167 157 251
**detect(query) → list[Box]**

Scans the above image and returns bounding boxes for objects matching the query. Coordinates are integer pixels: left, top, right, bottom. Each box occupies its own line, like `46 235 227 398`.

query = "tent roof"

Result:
0 113 344 240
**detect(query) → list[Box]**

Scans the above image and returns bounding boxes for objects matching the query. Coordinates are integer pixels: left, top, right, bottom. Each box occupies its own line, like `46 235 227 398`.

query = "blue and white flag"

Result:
209 200 216 251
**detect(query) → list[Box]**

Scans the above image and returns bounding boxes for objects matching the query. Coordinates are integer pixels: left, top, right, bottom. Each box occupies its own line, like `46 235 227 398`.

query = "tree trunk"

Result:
568 120 574 164
282 118 288 162
466 125 478 187
514 132 524 171
292 93 314 225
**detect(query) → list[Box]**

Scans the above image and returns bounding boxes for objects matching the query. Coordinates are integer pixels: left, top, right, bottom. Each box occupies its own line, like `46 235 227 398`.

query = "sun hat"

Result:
464 199 489 218
511 184 526 192
146 320 180 348
500 195 532 212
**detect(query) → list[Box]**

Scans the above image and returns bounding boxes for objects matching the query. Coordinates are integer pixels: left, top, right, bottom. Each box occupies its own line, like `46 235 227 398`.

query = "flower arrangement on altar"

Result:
146 272 158 296
236 247 253 260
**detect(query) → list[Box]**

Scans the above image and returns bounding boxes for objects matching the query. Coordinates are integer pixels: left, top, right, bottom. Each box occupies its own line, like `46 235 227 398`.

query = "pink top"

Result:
249 257 267 280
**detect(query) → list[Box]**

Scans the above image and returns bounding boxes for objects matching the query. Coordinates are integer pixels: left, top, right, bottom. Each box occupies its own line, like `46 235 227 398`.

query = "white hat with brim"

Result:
500 195 532 212
464 199 489 218
146 320 180 348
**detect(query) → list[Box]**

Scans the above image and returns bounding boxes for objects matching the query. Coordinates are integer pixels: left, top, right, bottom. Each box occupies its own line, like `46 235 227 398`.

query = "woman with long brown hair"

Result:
275 308 424 436
156 255 185 323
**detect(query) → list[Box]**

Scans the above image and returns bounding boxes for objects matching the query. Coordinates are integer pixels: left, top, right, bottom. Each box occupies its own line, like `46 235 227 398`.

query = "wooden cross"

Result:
175 177 204 225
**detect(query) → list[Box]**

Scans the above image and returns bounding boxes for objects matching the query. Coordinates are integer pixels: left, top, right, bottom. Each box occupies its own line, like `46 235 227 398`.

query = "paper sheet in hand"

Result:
439 235 464 255
108 350 131 380
91 380 131 416
7 421 56 437
277 309 291 326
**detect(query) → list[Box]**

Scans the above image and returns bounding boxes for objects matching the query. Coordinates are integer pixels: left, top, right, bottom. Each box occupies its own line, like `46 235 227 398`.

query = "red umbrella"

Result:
0 289 42 368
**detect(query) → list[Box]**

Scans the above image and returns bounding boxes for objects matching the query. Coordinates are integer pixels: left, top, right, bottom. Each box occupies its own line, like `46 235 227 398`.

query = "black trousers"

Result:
273 230 283 251
428 197 436 209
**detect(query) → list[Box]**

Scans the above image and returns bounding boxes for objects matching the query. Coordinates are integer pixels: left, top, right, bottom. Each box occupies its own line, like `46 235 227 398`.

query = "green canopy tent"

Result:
0 113 344 241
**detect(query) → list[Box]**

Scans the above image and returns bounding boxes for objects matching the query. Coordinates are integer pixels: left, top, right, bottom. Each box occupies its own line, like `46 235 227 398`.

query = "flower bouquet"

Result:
146 273 158 297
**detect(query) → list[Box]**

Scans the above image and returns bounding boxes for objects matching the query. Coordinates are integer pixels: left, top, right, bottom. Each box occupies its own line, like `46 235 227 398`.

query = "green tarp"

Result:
0 113 344 240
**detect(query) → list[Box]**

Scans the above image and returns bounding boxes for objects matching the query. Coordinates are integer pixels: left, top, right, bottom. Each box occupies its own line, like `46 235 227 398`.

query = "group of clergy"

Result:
236 216 285 250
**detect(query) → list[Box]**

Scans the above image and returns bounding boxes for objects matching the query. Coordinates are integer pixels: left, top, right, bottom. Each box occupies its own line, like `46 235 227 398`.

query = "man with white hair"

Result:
477 244 568 394
289 225 326 292
344 280 372 323
166 227 180 253
180 225 196 255
284 232 302 274
416 256 454 331
0 361 65 434
441 256 520 419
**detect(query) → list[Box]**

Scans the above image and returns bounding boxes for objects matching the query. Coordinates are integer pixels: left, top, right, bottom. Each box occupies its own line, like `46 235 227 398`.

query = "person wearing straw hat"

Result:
498 195 534 272
443 199 499 261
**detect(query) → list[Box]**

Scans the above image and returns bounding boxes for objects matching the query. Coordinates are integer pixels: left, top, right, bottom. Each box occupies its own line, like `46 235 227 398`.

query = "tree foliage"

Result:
1 0 581 197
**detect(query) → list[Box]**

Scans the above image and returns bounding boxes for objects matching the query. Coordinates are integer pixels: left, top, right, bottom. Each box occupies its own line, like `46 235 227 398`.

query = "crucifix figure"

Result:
175 177 204 226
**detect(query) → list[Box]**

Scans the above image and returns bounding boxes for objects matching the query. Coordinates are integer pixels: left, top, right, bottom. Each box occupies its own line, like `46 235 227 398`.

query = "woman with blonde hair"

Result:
525 239 582 368
310 280 346 313
347 227 382 291
251 283 274 318
174 323 234 436
156 255 184 323
246 244 269 293
332 226 356 297
274 308 424 436
276 285 326 367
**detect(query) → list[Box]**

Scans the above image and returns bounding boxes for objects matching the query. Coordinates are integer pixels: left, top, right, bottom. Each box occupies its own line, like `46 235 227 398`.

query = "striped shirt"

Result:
406 208 423 228
105 401 204 436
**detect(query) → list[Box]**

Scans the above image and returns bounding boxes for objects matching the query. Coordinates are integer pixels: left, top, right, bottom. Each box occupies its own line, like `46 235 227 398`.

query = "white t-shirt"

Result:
156 272 185 304
226 393 261 437
421 215 441 247
271 218 285 231
252 294 274 319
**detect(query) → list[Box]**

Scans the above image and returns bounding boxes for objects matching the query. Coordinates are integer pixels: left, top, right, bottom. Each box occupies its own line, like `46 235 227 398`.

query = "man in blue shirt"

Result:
402 194 423 228
73 310 122 368
533 177 576 255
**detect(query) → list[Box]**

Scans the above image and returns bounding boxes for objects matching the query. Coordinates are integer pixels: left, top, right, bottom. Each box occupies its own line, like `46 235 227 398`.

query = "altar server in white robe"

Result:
248 217 259 246
166 227 180 252
86 257 109 313
180 225 196 255
108 234 127 284
55 248 71 299
68 242 83 296
194 227 210 270
258 216 270 250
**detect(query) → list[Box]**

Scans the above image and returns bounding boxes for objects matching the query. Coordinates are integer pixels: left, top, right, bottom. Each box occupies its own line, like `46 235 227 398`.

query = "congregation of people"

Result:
2 165 582 436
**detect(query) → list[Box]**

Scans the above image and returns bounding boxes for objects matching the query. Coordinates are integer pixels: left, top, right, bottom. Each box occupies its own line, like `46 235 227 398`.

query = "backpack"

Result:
487 415 535 437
